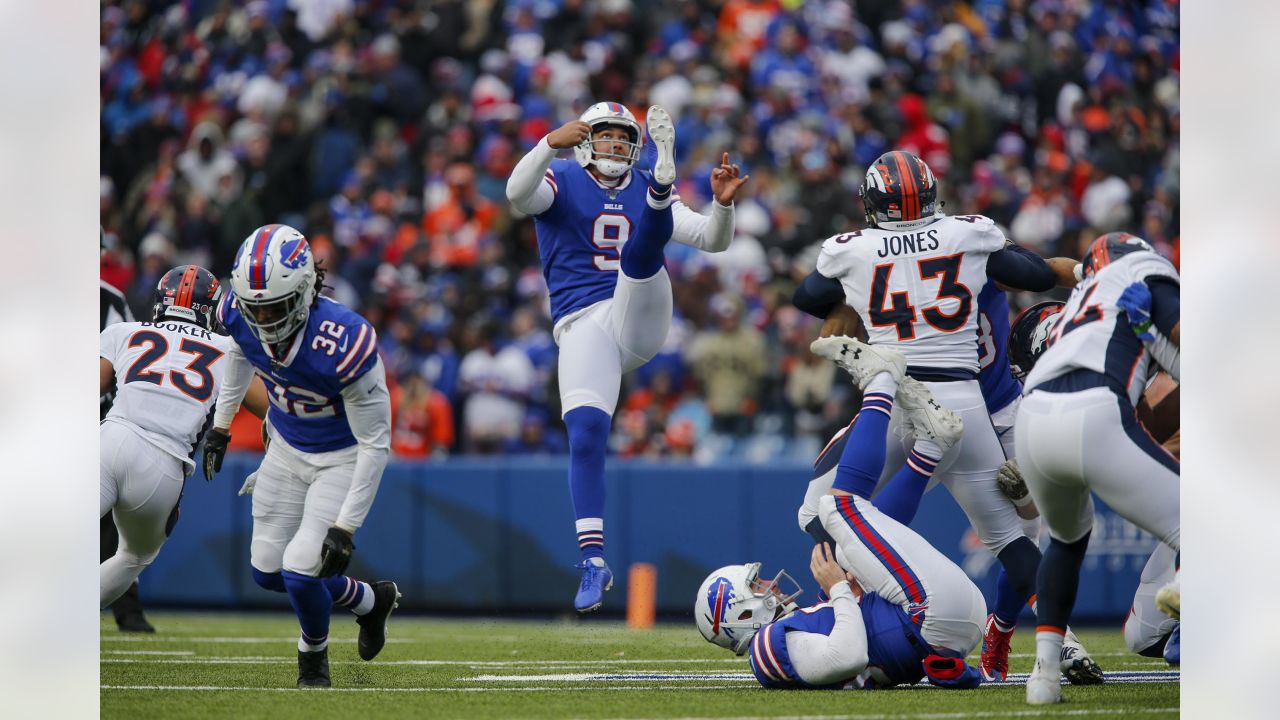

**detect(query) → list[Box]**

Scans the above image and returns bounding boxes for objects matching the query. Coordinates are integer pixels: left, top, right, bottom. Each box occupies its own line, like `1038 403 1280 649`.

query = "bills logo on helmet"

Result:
280 237 311 270
705 577 738 638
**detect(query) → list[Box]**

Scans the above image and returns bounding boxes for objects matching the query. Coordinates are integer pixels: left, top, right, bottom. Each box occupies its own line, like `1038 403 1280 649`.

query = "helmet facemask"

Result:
579 122 641 178
238 286 313 345
697 563 803 656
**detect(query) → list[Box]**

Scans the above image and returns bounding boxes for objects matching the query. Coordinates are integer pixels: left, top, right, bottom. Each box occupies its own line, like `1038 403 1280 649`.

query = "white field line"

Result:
101 650 196 656
597 710 1181 720
464 671 1178 687
100 685 737 693
99 636 416 644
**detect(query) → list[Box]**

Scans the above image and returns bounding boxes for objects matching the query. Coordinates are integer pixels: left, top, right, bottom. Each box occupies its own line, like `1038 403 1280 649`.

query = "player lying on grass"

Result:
695 338 987 689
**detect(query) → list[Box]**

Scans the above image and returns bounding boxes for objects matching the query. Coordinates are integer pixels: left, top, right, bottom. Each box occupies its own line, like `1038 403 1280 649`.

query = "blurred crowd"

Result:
100 0 1180 461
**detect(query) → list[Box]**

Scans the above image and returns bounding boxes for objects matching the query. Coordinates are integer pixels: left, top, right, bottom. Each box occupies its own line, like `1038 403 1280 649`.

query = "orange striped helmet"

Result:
153 264 221 330
860 150 938 226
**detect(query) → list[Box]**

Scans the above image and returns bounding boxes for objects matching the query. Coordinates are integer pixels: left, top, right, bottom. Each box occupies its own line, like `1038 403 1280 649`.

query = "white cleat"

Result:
1060 628 1105 685
896 377 963 452
646 105 677 186
809 336 906 388
1026 657 1063 705
1156 571 1180 620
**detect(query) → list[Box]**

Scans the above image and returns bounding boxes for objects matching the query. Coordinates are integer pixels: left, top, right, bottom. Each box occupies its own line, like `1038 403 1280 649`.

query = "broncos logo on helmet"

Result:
1007 301 1066 382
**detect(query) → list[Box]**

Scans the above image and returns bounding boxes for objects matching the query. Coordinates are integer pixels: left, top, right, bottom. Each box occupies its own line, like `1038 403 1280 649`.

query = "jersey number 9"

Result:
592 214 630 271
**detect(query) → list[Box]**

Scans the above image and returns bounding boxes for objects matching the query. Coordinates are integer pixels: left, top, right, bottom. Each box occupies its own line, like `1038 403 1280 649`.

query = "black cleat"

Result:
115 612 155 633
297 648 331 688
357 581 401 661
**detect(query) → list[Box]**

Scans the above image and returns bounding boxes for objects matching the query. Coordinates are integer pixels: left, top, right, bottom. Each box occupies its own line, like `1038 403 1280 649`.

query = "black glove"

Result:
318 526 355 577
202 428 231 482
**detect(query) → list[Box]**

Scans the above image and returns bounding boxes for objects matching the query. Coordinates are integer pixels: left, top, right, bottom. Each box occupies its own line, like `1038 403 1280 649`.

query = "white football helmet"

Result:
229 224 317 344
695 563 802 655
573 101 643 178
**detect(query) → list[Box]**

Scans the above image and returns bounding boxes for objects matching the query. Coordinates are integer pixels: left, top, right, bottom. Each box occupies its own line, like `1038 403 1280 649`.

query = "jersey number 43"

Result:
869 254 972 341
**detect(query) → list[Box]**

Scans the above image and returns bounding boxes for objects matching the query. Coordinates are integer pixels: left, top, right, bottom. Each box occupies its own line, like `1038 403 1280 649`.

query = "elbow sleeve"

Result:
793 271 846 318
986 246 1055 292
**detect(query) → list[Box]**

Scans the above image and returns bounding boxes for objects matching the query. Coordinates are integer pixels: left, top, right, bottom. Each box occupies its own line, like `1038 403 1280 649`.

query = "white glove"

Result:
238 471 258 497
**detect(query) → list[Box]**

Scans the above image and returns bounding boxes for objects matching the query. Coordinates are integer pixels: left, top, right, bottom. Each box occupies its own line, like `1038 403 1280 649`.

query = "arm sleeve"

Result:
505 137 558 216
213 342 256 430
335 357 392 533
793 270 847 319
1146 277 1180 338
783 582 869 686
986 245 1056 292
670 199 736 253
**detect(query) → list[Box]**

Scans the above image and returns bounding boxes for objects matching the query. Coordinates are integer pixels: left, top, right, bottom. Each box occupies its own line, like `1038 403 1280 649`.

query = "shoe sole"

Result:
359 583 402 661
647 106 676 186
899 379 962 446
1155 586 1180 619
575 576 614 614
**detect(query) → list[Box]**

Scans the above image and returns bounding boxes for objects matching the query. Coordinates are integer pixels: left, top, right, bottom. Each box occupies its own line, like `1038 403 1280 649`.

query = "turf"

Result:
101 612 1178 719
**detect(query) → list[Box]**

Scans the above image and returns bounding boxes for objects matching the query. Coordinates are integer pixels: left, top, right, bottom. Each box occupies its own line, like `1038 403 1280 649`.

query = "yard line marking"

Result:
101 650 195 656
100 685 738 693
605 710 1182 720
99 636 415 644
468 673 757 682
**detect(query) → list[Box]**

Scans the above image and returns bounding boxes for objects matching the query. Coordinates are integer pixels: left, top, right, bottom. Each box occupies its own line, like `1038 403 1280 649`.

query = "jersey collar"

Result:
261 324 305 369
589 169 632 191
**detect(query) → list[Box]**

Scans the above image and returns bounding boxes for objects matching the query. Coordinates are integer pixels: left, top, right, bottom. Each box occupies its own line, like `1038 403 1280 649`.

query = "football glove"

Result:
923 655 982 689
1116 282 1155 341
995 458 1033 508
318 526 355 577
202 428 231 481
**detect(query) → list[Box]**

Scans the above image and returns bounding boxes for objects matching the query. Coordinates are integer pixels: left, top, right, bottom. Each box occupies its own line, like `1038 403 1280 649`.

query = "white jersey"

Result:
1024 250 1179 406
816 214 1005 373
100 320 232 470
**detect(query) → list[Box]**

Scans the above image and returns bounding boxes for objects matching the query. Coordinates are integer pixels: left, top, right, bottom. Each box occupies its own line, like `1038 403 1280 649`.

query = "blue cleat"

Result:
574 558 614 613
1163 623 1180 665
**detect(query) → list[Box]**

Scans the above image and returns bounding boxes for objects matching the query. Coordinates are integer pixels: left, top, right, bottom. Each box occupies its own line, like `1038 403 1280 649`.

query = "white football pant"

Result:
1124 541 1179 655
554 268 673 416
250 424 358 578
819 494 986 656
1015 387 1180 549
100 421 185 608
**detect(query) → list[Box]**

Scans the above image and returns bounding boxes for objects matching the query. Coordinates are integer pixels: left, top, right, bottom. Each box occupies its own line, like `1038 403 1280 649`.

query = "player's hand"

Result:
318 526 355 577
809 542 849 596
710 152 750 204
547 121 592 149
237 471 258 497
202 428 231 482
1117 282 1155 341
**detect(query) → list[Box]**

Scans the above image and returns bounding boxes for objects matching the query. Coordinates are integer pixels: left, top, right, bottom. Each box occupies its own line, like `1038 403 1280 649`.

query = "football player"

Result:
697 338 986 690
202 225 401 689
1014 232 1180 705
792 151 1079 683
100 266 266 608
506 102 749 612
1007 298 1182 668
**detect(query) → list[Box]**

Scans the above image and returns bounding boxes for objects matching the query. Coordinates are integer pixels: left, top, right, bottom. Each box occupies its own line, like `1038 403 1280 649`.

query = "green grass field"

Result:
101 612 1178 719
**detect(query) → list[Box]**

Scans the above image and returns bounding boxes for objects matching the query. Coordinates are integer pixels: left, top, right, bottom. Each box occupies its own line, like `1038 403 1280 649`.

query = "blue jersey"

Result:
748 592 929 689
976 282 1022 415
535 160 656 324
218 295 380 453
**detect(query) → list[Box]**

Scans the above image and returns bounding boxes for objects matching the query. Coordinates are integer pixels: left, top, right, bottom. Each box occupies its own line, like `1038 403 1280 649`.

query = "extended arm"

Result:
670 199 735 252
334 357 392 533
793 270 846 319
242 377 270 420
212 342 256 432
987 244 1056 292
1046 256 1082 288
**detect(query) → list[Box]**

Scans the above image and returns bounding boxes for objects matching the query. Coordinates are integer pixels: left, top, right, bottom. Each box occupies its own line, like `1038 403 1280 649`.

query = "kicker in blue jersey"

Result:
219 294 379 453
